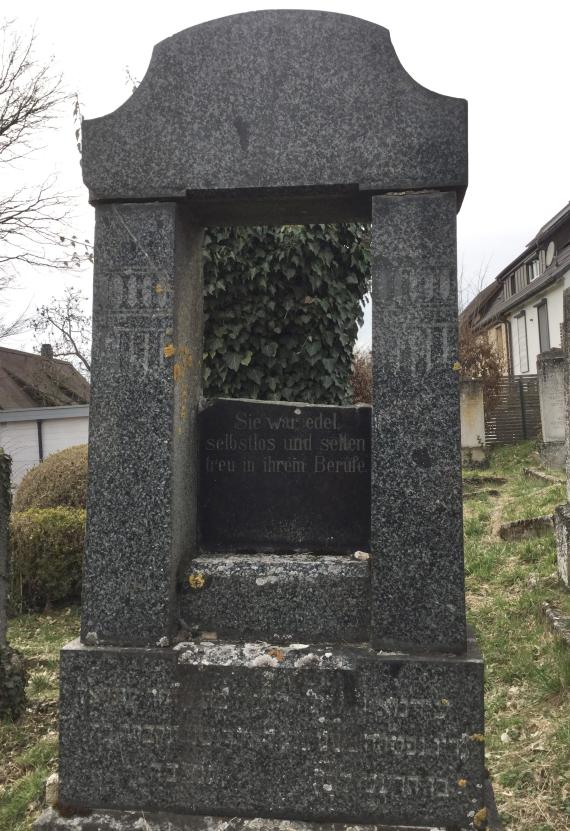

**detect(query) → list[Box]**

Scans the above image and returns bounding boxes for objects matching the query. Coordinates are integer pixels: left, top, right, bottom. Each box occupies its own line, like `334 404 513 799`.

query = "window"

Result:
537 300 550 353
516 312 529 373
510 274 516 295
526 258 540 283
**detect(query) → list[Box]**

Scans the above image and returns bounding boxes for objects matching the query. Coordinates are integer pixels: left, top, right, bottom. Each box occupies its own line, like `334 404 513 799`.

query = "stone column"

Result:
81 203 203 647
370 191 466 653
0 451 9 649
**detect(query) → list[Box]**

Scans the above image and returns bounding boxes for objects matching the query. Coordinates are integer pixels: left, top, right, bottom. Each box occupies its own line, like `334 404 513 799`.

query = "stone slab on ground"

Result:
553 504 570 587
57 637 485 829
181 555 369 643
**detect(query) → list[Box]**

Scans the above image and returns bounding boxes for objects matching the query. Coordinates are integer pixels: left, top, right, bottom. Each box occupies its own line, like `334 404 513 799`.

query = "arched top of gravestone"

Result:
82 11 467 220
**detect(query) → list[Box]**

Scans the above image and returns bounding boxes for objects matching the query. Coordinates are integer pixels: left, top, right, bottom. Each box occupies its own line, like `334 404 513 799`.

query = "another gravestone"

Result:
537 348 565 469
0 451 27 719
554 291 570 586
35 12 491 831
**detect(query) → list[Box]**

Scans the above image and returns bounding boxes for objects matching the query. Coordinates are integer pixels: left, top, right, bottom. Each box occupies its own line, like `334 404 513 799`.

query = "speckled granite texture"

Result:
55 638 485 828
81 10 467 221
82 203 203 646
181 554 370 642
370 192 466 654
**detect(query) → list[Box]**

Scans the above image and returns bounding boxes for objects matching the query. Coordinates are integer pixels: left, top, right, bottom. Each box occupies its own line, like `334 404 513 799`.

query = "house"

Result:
467 201 570 375
0 345 90 485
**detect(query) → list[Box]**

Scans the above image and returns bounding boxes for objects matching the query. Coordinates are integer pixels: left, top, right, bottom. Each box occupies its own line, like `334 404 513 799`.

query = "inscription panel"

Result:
199 399 371 552
59 642 485 828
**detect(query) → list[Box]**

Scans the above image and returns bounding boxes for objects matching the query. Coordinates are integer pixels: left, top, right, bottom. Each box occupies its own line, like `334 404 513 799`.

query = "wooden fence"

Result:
484 375 542 445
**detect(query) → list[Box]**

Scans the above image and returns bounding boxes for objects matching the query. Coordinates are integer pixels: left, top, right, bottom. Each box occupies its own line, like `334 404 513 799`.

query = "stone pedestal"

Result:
537 349 565 470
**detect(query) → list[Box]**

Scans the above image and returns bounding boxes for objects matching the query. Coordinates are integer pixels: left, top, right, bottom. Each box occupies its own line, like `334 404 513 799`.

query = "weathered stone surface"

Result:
199 399 370 553
537 348 565 468
81 11 467 220
35 779 504 831
81 203 203 647
57 638 484 828
554 505 570 587
370 191 466 654
181 555 369 643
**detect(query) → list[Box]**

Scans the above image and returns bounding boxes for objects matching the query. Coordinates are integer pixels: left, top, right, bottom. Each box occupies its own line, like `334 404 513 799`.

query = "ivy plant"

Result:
203 224 370 404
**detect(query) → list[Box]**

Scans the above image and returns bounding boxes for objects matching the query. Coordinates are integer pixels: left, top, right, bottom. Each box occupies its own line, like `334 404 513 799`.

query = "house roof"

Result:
0 347 90 409
466 200 570 330
479 242 570 327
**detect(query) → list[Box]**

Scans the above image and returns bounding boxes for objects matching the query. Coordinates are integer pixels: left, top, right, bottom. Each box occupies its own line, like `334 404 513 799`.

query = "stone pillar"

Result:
81 203 203 646
0 451 9 648
537 348 565 469
370 191 466 653
554 290 570 587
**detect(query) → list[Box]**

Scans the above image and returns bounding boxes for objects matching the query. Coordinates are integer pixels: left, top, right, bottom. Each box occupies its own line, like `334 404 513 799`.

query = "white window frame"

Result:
516 311 529 373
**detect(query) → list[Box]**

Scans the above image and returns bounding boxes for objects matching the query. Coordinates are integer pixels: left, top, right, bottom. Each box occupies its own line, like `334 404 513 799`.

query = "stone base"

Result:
34 774 503 829
539 441 566 471
553 504 570 587
181 554 370 643
55 636 485 830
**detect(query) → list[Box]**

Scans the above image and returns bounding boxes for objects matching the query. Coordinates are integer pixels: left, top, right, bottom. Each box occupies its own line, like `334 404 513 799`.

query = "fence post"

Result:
519 378 528 439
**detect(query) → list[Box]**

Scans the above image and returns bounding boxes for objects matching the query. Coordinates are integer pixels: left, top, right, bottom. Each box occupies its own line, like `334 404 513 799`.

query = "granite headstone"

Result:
35 11 489 831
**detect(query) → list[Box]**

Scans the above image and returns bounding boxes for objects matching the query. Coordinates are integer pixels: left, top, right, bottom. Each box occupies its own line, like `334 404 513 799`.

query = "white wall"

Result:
0 421 41 487
508 269 570 374
0 415 88 487
42 418 88 458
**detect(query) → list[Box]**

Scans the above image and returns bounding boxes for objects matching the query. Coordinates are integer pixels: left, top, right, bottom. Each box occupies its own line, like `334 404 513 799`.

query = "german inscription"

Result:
198 399 371 552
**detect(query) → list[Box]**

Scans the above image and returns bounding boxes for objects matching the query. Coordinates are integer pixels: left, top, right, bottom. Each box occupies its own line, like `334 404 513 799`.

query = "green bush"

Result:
203 224 370 403
14 445 87 511
10 508 85 611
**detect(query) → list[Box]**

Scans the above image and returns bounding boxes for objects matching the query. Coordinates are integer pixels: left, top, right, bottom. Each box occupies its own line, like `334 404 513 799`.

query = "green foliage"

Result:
10 508 85 611
14 445 87 512
203 224 370 403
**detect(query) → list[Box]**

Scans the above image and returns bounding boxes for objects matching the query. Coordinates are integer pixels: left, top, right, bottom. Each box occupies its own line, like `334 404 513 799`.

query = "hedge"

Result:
14 445 87 512
10 508 85 611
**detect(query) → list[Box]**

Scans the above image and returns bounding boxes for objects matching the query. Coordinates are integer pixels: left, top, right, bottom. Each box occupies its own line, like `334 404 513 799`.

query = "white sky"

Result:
2 0 569 351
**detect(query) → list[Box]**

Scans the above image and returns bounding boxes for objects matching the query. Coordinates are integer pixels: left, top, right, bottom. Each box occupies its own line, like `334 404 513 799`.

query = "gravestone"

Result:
537 349 565 469
0 451 27 719
35 11 491 831
554 291 570 586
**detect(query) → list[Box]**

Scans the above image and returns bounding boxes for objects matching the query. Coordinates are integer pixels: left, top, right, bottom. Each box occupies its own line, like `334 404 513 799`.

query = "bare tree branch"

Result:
31 287 91 375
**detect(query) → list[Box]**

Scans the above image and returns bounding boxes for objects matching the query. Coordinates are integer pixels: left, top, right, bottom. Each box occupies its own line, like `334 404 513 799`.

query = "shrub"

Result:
10 508 85 611
14 445 88 511
350 348 372 404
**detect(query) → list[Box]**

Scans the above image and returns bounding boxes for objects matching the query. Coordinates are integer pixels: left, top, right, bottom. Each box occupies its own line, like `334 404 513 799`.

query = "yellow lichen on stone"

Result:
163 344 176 359
188 573 206 590
469 733 485 743
268 647 285 662
452 360 462 371
155 283 165 294
457 778 467 788
473 806 487 829
440 698 449 706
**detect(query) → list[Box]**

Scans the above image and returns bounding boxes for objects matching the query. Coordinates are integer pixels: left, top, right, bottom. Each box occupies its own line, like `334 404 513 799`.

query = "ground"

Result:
1 441 569 831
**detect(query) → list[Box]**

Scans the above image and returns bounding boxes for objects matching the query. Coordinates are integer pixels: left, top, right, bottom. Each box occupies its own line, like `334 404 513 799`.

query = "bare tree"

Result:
32 286 91 375
0 19 93 341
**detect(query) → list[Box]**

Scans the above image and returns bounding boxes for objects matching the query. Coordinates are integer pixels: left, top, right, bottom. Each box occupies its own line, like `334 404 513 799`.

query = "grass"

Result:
0 608 79 831
1 442 569 829
464 441 570 830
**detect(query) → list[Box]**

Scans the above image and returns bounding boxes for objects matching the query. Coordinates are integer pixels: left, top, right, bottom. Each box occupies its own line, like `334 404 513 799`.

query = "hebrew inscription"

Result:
199 399 371 552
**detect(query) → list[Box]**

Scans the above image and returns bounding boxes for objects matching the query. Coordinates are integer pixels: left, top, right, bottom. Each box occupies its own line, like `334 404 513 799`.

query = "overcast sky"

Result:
1 0 569 351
